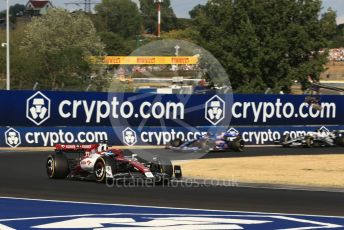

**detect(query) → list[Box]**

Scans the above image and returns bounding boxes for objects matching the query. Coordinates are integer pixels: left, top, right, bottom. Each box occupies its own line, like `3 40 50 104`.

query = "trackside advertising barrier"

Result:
3 125 344 147
1 90 343 126
1 90 343 147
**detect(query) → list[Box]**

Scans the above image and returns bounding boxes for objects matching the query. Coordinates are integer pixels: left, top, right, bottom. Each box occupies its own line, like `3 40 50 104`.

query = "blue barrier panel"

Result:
2 125 344 147
1 197 344 229
0 90 343 127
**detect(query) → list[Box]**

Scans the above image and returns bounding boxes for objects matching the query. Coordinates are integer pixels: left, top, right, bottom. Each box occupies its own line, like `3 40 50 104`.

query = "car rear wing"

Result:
55 144 99 152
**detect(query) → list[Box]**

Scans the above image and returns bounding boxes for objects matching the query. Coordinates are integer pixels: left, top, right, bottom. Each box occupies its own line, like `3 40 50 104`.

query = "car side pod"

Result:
174 165 182 179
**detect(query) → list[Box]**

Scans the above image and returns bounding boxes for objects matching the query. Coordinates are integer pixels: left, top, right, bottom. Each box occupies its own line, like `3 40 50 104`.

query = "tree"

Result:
189 4 204 19
94 0 142 38
161 28 200 43
19 9 105 90
191 0 336 93
9 4 25 17
330 24 344 48
0 4 25 23
139 0 177 34
98 31 134 55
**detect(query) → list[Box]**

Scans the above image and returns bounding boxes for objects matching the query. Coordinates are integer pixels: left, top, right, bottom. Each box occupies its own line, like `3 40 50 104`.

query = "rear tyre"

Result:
232 137 245 152
282 134 291 147
335 136 344 146
305 136 314 148
170 138 183 147
46 154 69 179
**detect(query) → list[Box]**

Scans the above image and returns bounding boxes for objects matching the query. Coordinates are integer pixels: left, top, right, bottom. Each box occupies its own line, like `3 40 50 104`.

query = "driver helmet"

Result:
98 143 108 152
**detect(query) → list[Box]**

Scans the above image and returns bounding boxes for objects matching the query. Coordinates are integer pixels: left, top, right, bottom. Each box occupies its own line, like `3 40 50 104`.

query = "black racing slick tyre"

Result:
94 158 106 183
305 136 314 148
46 154 69 179
232 137 245 152
170 138 183 147
158 157 173 178
335 136 344 147
282 134 291 147
151 156 173 185
94 156 117 183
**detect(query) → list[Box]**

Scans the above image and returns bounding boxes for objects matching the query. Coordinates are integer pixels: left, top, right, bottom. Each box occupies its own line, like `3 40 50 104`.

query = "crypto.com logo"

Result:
227 127 239 136
5 128 21 148
205 95 225 125
122 127 137 146
26 91 51 126
319 126 330 133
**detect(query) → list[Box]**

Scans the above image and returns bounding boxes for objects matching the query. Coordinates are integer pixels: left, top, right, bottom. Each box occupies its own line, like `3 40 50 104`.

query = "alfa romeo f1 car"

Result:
280 129 344 147
46 143 182 183
167 131 245 152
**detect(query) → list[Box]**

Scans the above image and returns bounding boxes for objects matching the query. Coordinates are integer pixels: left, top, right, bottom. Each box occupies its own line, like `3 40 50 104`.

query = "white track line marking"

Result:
0 196 343 219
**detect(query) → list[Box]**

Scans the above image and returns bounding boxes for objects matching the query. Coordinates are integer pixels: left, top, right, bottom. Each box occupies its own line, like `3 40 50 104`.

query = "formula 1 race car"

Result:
167 131 245 153
280 129 344 148
46 143 182 183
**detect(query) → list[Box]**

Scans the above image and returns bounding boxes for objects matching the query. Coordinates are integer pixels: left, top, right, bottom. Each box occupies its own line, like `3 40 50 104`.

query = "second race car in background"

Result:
279 129 344 148
167 130 245 153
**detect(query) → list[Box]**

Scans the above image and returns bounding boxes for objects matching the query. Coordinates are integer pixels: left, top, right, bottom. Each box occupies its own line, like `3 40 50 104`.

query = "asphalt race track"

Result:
0 147 344 217
126 145 344 160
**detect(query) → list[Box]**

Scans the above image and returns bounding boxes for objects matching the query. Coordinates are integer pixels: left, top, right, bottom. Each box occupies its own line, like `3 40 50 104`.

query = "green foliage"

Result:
98 31 134 55
139 0 177 34
175 18 192 30
107 79 134 92
0 4 25 24
0 0 339 93
16 9 105 90
9 4 25 17
93 0 142 56
320 8 337 40
95 0 142 38
191 0 336 93
0 23 46 89
329 24 344 48
189 4 204 19
161 28 200 43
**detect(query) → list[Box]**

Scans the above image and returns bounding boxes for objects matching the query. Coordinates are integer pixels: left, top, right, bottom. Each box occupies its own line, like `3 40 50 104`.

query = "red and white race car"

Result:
46 143 182 183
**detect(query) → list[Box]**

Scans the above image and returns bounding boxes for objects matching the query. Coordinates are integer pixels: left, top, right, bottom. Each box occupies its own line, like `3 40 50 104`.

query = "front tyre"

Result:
305 136 314 148
282 134 291 147
46 154 69 179
156 156 173 177
94 158 106 183
170 138 183 147
335 136 344 146
232 137 245 152
151 156 173 185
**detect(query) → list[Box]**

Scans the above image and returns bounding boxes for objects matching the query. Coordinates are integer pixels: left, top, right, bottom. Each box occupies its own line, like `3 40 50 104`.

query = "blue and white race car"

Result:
167 131 245 153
